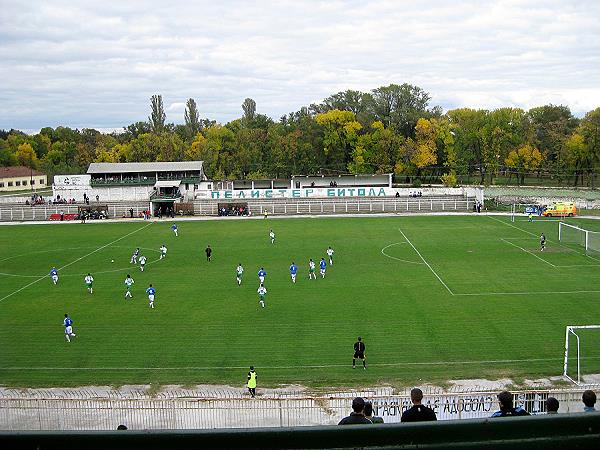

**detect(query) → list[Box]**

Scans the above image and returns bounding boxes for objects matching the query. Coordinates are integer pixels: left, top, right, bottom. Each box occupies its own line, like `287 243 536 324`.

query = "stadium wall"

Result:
0 388 589 431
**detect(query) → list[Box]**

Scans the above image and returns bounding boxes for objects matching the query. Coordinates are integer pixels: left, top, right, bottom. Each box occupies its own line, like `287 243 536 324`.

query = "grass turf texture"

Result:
0 215 599 388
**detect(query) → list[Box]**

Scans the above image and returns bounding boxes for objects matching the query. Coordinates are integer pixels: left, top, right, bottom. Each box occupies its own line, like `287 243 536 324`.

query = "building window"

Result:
31 180 35 185
23 180 27 186
15 181 21 186
0 182 4 187
8 182 13 186
39 179 45 184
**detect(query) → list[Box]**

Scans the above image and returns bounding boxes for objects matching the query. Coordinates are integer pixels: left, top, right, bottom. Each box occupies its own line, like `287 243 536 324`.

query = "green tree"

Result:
370 83 436 137
578 107 600 187
149 94 166 133
184 98 201 137
242 98 257 124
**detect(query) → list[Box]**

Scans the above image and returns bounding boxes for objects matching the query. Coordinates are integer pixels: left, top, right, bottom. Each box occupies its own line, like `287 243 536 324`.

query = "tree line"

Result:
1 84 599 187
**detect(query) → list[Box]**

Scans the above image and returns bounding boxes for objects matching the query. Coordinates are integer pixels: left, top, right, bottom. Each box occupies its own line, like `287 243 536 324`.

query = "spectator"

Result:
401 388 437 422
338 397 372 425
364 401 384 424
129 208 134 218
582 390 597 412
491 391 530 417
546 397 559 414
117 424 128 430
96 194 99 202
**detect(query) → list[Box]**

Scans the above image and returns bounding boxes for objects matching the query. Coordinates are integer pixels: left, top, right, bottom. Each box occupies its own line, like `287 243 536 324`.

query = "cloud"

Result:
1 0 599 130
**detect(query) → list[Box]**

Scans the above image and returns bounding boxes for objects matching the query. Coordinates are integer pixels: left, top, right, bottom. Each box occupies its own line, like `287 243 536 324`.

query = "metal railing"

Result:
0 387 591 431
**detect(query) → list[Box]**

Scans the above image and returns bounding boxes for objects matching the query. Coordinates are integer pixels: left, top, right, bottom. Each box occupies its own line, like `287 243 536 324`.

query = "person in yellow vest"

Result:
247 366 257 398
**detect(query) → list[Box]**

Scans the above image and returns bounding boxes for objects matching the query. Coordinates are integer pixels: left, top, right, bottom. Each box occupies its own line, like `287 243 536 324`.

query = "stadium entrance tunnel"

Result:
1 413 598 449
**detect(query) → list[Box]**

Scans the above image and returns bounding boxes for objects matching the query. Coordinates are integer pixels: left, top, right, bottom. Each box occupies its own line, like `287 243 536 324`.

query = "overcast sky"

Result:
1 0 599 131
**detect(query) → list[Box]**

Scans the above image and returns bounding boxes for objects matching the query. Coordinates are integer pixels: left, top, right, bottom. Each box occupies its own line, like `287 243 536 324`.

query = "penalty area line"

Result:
2 356 595 371
398 228 454 295
500 238 556 268
0 223 153 305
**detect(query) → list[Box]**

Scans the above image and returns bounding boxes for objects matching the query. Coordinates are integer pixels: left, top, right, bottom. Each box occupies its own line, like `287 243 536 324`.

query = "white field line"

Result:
380 242 425 265
500 238 556 268
4 356 600 371
0 223 153 304
455 290 600 296
397 228 454 295
487 215 539 238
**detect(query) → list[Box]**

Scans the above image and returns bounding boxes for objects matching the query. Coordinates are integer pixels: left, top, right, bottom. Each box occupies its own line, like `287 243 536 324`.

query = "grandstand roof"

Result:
0 166 45 179
87 161 204 175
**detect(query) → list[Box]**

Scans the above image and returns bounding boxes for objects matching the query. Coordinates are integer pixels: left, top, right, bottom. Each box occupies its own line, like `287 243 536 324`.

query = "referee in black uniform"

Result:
353 337 366 369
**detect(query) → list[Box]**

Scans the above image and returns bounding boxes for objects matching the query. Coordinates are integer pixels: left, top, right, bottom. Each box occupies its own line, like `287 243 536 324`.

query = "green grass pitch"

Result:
1 215 599 388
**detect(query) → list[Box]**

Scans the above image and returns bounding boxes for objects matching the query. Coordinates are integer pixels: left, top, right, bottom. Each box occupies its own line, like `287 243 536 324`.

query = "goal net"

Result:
558 222 600 254
563 325 600 385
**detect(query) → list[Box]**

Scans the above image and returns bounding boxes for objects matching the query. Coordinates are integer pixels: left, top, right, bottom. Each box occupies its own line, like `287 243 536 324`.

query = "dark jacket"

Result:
338 413 372 425
401 405 437 422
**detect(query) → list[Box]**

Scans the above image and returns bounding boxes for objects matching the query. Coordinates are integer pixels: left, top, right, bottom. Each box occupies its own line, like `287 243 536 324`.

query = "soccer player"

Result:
236 263 244 286
257 284 267 308
63 314 76 342
327 246 334 265
258 267 267 284
269 229 275 244
124 274 134 299
84 273 94 294
308 259 316 280
353 336 366 369
289 262 298 283
50 267 59 285
139 255 147 272
160 244 167 260
540 233 546 252
319 258 327 278
130 247 140 264
146 284 156 309
205 245 212 262
171 223 178 237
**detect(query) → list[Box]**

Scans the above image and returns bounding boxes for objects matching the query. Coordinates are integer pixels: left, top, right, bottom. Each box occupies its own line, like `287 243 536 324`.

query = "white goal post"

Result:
563 325 600 385
558 222 600 254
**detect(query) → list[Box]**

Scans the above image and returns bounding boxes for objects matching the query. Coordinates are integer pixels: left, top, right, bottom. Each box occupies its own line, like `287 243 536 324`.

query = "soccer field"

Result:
1 214 599 388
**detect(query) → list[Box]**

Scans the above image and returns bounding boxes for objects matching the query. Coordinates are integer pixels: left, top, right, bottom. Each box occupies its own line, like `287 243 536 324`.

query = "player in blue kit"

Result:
63 313 76 342
146 284 156 309
50 267 59 285
258 268 267 285
289 262 298 283
319 258 327 278
171 223 178 237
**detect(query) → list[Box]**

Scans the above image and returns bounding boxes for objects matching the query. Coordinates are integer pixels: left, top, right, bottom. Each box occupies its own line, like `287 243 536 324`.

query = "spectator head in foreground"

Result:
546 397 559 414
117 424 128 430
352 396 365 413
364 401 384 424
400 388 437 422
337 396 372 425
491 391 530 417
411 388 424 404
582 390 597 412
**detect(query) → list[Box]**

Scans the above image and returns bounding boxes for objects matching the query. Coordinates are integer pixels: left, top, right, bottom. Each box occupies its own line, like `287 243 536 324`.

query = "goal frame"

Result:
558 222 589 251
563 325 600 385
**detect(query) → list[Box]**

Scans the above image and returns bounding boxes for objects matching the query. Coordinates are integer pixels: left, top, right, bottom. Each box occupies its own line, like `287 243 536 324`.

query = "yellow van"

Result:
542 202 576 217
